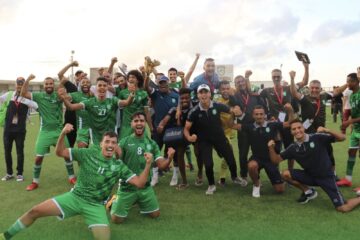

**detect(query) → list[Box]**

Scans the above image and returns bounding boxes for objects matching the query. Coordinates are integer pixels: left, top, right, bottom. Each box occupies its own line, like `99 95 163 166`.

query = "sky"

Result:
0 0 359 87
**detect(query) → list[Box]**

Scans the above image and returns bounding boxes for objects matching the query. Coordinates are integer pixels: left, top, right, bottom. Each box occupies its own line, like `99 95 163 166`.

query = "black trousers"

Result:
237 130 249 178
198 137 237 185
3 131 26 175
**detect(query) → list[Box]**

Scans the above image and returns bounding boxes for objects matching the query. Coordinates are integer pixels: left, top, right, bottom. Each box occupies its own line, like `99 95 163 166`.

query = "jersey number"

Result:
97 167 105 175
98 109 106 116
137 147 143 155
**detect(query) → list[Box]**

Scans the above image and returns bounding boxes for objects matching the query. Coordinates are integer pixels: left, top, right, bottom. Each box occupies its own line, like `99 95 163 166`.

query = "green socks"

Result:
346 156 356 176
5 219 26 239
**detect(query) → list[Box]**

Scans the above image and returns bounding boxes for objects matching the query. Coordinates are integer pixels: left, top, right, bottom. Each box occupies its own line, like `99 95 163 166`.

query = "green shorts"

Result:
35 129 69 156
76 128 90 145
349 131 360 149
52 192 109 228
110 186 159 218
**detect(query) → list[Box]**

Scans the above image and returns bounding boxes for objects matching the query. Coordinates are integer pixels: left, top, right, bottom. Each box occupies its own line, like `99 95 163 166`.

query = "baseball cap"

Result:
197 84 210 93
159 75 169 83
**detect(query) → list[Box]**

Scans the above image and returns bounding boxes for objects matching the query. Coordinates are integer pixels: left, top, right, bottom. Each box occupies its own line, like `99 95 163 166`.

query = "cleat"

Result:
26 182 39 191
205 185 216 195
1 174 14 181
68 177 77 185
336 178 352 187
297 188 318 204
252 185 261 198
16 175 24 182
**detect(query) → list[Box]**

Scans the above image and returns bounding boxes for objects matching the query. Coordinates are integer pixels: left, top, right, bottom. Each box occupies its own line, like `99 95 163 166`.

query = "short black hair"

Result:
127 70 144 88
75 70 84 76
204 58 214 64
96 77 108 83
347 73 359 82
168 67 178 73
102 131 118 140
179 88 191 95
131 111 146 120
253 105 265 111
289 118 303 127
219 80 230 87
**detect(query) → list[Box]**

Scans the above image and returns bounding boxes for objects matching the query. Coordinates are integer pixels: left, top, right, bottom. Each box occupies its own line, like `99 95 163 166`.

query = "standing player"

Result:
260 62 309 169
338 73 360 189
184 84 243 195
110 112 175 223
61 77 135 146
20 74 76 191
117 70 152 139
268 119 360 212
0 124 152 240
59 76 93 148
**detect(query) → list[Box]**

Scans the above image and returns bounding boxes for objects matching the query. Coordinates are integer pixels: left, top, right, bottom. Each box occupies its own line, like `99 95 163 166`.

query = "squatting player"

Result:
268 119 360 212
110 112 175 223
0 124 152 240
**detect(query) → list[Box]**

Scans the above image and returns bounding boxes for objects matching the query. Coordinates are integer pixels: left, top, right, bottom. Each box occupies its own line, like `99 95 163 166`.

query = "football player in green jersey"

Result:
59 76 93 148
110 112 175 223
60 77 135 146
339 73 360 192
20 74 76 191
0 124 152 240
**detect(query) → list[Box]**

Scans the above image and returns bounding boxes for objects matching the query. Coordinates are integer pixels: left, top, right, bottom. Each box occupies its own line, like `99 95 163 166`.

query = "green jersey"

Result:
69 92 93 129
81 97 119 143
119 89 148 139
69 146 135 204
119 134 161 191
350 90 360 132
32 92 63 131
169 81 182 90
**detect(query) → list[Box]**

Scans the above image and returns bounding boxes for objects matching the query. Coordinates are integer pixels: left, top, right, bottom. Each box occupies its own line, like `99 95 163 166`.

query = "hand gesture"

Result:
167 147 176 158
232 106 242 117
245 70 252 79
62 123 74 134
27 74 36 81
284 103 293 112
188 134 197 143
71 61 79 67
156 125 164 134
57 87 67 99
341 120 352 130
144 152 154 164
111 57 118 64
317 126 328 133
195 53 200 58
268 139 276 148
289 71 296 80
128 83 136 93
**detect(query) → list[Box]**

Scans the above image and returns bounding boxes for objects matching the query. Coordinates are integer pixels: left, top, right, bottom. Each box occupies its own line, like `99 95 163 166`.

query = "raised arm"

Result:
108 57 118 74
58 91 83 111
144 106 154 132
296 62 309 89
58 61 79 81
184 53 200 84
143 71 153 95
290 71 302 100
157 114 171 134
268 140 284 164
128 152 153 188
245 70 252 93
317 126 346 142
333 83 348 97
283 103 295 128
156 147 175 170
55 124 73 159
21 74 36 99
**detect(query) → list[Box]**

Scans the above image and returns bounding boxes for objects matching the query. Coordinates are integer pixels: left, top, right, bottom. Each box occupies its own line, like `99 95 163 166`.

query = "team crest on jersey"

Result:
146 144 152 150
310 142 315 148
283 91 287 97
265 127 270 133
107 104 111 110
172 98 176 104
212 109 217 115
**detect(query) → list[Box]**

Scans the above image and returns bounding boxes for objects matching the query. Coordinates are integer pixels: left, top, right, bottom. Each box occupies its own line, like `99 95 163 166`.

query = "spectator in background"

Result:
331 86 343 123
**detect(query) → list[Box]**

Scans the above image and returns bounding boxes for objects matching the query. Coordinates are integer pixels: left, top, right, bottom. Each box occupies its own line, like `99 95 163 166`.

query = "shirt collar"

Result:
199 100 213 111
254 121 268 128
295 134 310 145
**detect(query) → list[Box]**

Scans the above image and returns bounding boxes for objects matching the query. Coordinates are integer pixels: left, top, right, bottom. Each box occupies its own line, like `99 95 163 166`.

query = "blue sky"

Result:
0 0 359 87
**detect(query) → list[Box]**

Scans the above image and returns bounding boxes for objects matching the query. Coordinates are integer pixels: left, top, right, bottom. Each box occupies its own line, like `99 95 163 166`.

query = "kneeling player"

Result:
0 125 152 240
110 112 175 223
268 119 360 212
